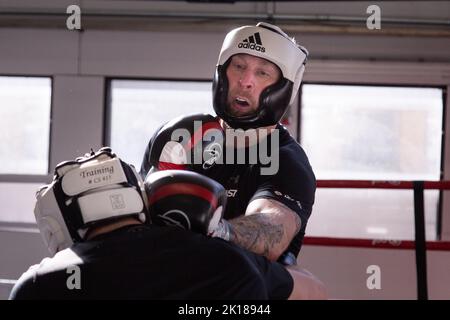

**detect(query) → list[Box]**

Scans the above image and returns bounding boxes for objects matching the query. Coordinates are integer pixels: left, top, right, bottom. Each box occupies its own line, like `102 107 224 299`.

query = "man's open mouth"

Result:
234 97 250 108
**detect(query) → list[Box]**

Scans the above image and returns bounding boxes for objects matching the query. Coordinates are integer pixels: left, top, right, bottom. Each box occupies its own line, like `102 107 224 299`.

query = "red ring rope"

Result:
317 180 450 190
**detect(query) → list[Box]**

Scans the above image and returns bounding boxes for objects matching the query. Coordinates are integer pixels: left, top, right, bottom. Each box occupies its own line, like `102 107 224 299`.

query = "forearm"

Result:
212 198 301 260
227 213 289 261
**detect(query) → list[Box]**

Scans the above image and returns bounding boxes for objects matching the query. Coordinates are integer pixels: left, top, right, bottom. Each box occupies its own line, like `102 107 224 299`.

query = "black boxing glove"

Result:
140 113 224 178
144 170 227 235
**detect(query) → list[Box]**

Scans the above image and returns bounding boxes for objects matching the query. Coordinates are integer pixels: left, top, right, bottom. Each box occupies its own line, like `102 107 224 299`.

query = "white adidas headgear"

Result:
34 147 149 256
213 22 308 129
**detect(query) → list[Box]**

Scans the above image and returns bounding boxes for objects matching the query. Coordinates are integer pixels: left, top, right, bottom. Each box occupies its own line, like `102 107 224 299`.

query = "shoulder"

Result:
276 126 316 184
9 264 40 300
140 113 219 176
9 249 86 300
255 125 316 204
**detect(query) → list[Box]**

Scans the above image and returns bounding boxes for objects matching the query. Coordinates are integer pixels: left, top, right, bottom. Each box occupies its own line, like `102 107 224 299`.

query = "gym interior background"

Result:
1 0 450 299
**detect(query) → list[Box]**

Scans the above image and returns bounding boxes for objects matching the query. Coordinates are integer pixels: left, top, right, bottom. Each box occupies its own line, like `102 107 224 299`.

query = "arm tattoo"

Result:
229 214 284 258
229 198 302 259
265 198 302 235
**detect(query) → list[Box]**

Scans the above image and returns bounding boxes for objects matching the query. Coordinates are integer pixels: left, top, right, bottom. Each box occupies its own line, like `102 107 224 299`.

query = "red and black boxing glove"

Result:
140 114 224 178
144 170 227 236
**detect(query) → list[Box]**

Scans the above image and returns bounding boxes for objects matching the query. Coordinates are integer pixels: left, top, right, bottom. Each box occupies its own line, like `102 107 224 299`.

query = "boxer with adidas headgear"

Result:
141 22 316 268
11 147 313 300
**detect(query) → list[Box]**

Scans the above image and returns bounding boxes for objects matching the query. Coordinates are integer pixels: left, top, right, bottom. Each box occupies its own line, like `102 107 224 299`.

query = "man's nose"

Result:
239 71 254 90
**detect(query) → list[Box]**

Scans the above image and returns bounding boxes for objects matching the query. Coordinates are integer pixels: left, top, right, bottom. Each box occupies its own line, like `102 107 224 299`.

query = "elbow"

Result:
267 251 282 262
267 232 296 261
268 230 297 262
267 246 287 262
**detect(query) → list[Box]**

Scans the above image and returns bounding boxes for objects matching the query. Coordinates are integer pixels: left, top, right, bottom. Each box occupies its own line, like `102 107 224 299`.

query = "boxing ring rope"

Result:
313 179 450 300
316 180 450 190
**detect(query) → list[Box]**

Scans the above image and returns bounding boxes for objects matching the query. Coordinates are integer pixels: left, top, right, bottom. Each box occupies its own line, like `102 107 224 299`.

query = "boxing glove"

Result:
140 113 224 178
144 170 227 236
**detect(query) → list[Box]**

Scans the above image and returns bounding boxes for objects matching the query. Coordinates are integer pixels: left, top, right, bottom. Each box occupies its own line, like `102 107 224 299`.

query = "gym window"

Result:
300 84 444 241
0 76 52 175
108 79 212 168
0 76 52 224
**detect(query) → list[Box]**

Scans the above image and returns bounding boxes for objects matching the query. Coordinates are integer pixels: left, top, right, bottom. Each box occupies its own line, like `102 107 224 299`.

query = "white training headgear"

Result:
34 147 149 256
213 22 308 129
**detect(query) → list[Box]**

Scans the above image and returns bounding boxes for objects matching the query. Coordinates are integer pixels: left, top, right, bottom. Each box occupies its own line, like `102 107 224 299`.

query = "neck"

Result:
219 119 277 148
85 217 142 240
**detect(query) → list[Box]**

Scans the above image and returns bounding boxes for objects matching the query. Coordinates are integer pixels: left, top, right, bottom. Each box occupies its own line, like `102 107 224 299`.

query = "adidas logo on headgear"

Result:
238 32 266 53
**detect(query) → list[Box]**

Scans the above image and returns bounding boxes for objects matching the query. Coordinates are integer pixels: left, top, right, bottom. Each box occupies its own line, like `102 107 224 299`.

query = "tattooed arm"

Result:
228 198 301 261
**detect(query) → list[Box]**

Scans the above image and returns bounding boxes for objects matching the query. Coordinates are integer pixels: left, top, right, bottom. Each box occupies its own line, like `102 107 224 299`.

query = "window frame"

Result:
104 76 214 145
297 81 447 240
104 76 214 159
0 74 54 183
